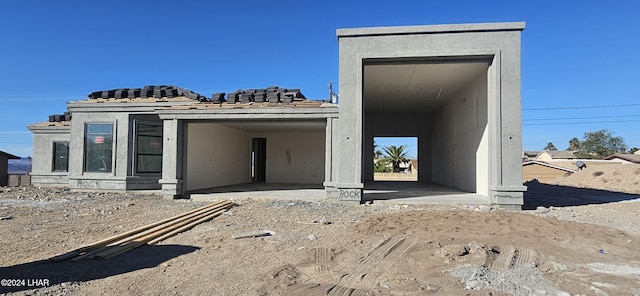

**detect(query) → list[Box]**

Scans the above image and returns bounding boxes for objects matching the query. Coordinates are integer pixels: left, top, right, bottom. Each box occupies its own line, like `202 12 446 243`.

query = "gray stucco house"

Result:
28 22 526 208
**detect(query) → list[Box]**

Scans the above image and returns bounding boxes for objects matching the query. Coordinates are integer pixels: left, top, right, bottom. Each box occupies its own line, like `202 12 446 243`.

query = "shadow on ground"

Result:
0 244 199 293
523 179 640 210
362 181 486 204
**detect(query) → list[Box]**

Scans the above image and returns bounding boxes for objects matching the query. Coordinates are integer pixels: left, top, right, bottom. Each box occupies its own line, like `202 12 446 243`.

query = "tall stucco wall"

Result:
251 132 325 184
186 123 250 191
339 29 513 188
338 23 525 206
431 73 488 194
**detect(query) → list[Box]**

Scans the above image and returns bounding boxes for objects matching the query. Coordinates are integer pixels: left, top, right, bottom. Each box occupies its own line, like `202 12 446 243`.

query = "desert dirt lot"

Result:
1 164 640 295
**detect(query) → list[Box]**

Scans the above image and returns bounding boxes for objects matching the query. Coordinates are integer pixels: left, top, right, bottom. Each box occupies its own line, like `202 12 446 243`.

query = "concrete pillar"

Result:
324 117 334 185
334 36 364 201
487 48 526 209
159 119 185 199
363 134 374 183
418 115 432 183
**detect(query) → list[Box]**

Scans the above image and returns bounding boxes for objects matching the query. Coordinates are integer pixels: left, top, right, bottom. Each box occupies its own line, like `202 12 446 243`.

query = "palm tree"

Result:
382 145 411 173
373 141 390 172
543 142 557 151
373 142 383 160
568 137 581 151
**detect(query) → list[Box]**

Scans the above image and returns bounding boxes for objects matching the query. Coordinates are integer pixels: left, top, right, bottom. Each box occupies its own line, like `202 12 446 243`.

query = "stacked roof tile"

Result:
88 85 207 101
86 85 307 104
48 111 71 122
213 86 305 104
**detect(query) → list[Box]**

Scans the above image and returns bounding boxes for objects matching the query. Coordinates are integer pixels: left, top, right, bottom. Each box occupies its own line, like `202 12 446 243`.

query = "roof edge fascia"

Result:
337 22 526 38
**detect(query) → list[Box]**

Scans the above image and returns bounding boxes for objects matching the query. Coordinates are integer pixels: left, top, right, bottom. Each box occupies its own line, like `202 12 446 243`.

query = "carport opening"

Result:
363 57 490 197
373 137 417 181
185 120 328 194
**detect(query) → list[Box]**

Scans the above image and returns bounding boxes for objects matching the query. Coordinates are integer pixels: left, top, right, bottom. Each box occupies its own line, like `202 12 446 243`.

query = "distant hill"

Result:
8 158 32 174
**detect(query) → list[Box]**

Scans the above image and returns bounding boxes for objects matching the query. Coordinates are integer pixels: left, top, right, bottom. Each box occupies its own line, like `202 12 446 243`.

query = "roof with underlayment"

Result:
84 85 312 105
34 85 333 126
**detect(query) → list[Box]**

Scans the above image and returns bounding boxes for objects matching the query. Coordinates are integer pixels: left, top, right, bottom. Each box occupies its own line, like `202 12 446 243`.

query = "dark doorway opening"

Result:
251 138 266 183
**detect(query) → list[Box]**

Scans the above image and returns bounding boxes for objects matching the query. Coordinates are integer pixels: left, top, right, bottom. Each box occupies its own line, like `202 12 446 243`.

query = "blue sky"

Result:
1 0 639 157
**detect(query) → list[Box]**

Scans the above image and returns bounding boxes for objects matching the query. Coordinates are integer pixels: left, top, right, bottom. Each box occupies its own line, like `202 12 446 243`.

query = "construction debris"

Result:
49 200 234 261
231 230 274 239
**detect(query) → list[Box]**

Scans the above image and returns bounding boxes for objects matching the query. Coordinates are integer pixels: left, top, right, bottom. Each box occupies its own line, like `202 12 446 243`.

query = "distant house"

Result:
522 161 576 183
603 154 640 164
0 150 20 186
535 150 577 162
522 151 541 162
410 159 418 174
398 160 416 173
375 159 417 173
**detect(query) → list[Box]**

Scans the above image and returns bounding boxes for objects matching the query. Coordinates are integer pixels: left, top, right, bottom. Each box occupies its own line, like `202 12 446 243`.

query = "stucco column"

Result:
159 119 185 199
324 117 334 185
333 37 365 201
487 43 527 209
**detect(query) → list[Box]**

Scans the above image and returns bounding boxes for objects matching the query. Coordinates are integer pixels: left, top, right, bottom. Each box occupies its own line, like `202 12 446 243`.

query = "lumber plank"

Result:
146 209 227 245
94 208 228 259
51 200 233 262
72 202 232 261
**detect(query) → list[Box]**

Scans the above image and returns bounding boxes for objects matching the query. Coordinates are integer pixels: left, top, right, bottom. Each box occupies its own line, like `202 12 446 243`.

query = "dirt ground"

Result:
1 165 640 295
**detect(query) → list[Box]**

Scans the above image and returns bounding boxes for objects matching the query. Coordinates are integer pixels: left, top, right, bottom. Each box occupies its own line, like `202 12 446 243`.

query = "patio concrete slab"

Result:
188 182 488 205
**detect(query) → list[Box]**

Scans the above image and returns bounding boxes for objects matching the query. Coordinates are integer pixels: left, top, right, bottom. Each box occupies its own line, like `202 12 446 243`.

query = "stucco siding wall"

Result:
186 123 250 191
431 73 488 194
536 153 553 162
30 131 70 185
66 112 131 190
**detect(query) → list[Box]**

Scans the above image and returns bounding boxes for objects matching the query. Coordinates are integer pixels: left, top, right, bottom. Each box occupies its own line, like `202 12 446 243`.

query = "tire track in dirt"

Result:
466 290 511 296
514 248 539 268
284 236 417 296
330 237 415 294
487 245 516 271
485 245 541 271
314 247 334 276
285 283 336 295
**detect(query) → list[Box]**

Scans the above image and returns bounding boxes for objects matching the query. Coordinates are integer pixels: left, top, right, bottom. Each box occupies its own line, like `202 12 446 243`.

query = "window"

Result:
135 123 163 173
84 123 113 172
53 142 69 172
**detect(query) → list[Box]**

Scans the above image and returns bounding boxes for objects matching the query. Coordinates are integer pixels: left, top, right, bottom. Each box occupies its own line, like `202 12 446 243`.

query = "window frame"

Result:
83 122 115 173
52 141 69 172
133 120 163 175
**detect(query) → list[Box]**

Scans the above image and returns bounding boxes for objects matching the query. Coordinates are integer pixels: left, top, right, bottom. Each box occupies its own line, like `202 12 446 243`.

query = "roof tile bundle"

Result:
88 85 207 102
87 85 307 104
48 111 71 122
